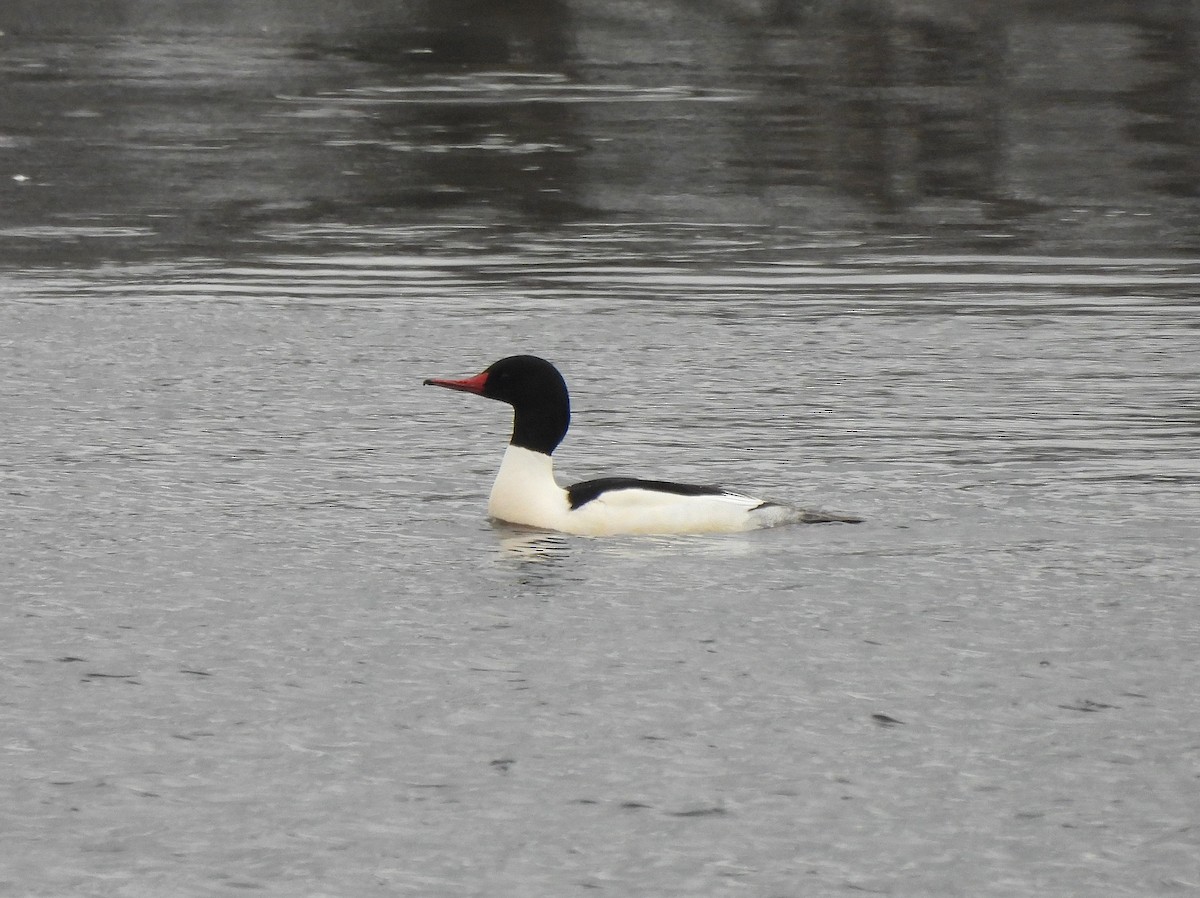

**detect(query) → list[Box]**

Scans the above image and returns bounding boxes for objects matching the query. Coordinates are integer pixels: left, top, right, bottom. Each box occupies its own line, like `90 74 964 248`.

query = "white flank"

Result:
486 445 774 536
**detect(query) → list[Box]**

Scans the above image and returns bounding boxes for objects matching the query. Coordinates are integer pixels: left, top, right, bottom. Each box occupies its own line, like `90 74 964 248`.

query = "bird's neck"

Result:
510 395 570 455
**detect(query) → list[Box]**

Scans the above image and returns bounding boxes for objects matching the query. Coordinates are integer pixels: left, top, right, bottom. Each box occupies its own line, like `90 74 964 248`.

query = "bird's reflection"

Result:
491 521 574 572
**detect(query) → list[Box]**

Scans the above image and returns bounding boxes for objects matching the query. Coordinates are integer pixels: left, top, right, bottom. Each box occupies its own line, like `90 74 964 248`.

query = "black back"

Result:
567 476 733 510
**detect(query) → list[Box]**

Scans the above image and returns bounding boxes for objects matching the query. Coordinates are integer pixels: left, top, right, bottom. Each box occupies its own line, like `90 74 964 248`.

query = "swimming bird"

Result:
424 355 861 535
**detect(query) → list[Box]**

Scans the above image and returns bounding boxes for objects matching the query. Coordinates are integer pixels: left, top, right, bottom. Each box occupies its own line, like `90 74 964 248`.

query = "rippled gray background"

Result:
2 2 1199 896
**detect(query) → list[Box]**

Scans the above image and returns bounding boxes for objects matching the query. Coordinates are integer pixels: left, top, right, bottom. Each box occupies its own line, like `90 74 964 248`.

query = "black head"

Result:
424 355 571 455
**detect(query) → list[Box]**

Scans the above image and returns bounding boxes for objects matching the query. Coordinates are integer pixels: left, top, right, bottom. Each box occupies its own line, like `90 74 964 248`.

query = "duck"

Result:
424 355 861 535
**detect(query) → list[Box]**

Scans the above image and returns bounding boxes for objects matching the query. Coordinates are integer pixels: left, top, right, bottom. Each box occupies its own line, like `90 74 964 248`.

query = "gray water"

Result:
3 6 1200 897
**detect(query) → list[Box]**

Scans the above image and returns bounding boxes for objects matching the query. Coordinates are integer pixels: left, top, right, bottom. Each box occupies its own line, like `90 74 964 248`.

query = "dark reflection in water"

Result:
329 0 577 71
0 1 1197 262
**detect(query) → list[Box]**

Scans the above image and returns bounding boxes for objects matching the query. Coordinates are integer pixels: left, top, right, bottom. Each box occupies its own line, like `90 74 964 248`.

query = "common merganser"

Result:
424 355 861 536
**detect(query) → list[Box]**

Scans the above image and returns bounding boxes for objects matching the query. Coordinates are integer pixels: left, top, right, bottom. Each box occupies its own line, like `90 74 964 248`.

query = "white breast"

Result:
487 445 571 530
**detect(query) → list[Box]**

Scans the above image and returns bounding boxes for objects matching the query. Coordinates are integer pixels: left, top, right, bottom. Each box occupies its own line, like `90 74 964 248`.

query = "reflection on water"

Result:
1 1 1198 262
494 526 574 562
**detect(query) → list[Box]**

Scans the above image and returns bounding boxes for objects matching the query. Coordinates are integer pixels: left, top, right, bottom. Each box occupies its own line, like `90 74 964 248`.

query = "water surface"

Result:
3 7 1200 897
